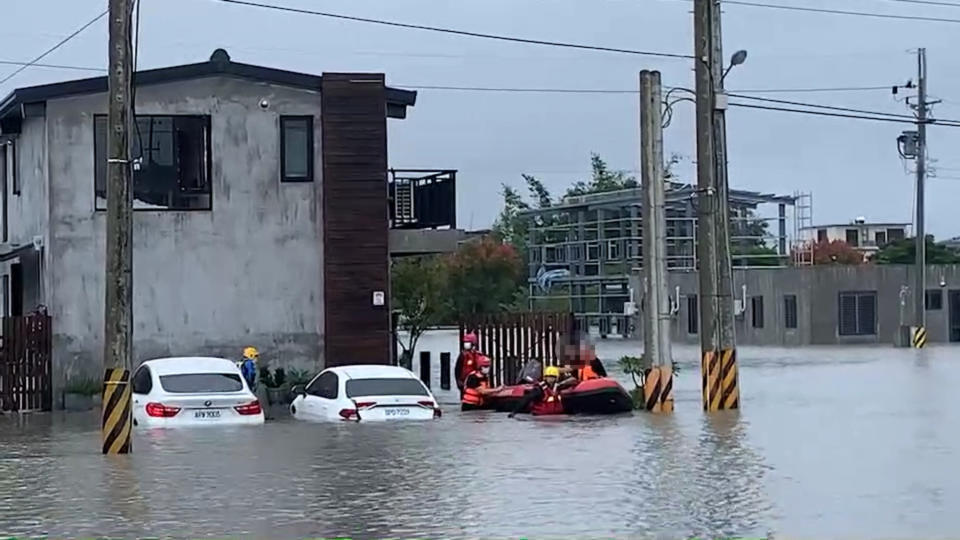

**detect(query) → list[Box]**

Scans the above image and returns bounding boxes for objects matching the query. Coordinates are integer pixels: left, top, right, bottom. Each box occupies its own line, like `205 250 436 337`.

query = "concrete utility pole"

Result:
640 71 672 368
102 0 134 454
640 70 674 413
914 47 928 333
694 0 739 410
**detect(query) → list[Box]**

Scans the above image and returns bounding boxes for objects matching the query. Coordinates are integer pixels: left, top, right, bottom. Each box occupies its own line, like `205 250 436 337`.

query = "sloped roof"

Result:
0 48 416 133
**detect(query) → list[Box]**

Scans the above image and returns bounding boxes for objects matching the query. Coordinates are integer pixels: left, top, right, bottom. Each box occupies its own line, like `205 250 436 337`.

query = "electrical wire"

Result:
0 60 103 72
212 0 692 59
878 0 960 7
727 102 960 126
720 0 960 24
0 9 108 86
728 93 918 120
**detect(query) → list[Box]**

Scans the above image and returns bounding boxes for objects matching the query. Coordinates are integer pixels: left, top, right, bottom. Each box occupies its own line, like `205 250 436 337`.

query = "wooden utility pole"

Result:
102 0 134 455
694 0 739 411
640 70 674 413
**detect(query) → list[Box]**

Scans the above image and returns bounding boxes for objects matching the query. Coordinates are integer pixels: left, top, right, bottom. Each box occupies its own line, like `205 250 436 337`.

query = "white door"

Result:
130 366 152 425
299 371 339 421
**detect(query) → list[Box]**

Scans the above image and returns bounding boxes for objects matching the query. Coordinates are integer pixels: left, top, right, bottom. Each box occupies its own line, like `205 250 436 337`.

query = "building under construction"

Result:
523 184 812 337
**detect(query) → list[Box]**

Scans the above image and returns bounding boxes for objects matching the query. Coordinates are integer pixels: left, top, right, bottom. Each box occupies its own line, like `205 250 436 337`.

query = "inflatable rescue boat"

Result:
485 377 633 415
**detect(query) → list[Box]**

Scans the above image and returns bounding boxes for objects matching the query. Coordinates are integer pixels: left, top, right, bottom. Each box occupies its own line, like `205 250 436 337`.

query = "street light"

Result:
722 49 748 81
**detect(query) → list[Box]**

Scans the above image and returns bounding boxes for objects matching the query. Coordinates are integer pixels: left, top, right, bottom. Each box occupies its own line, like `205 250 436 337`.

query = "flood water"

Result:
2 336 960 539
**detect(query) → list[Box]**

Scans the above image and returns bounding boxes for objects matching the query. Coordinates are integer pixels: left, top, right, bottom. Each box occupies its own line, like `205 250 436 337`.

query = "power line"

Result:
879 0 960 8
721 0 960 24
730 85 893 94
0 60 104 72
728 93 917 120
729 101 960 127
0 9 109 86
213 0 692 59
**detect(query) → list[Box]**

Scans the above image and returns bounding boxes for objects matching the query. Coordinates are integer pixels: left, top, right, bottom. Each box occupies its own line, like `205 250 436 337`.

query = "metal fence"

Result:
459 312 573 387
0 310 53 412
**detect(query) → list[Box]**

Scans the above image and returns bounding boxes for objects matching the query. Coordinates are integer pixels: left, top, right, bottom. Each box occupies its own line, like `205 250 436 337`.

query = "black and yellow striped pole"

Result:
912 326 928 349
702 349 740 411
102 0 135 454
102 368 132 454
642 365 675 413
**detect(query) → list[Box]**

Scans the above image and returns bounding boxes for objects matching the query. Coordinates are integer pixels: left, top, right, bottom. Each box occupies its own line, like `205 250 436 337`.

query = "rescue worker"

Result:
454 332 483 396
461 356 502 411
508 366 566 417
240 346 259 392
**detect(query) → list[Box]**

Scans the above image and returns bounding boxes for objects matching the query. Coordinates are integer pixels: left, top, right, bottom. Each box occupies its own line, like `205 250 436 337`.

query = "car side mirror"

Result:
291 385 306 397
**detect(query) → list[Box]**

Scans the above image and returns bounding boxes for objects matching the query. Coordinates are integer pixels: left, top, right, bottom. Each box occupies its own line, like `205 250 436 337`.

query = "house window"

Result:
586 243 600 261
1 144 6 242
751 295 764 328
1 274 7 317
784 294 798 329
94 115 211 211
887 228 905 241
875 230 887 246
687 294 698 334
926 289 943 311
817 229 827 242
568 244 582 262
7 141 17 196
607 240 621 261
280 116 314 182
845 228 859 247
838 291 877 336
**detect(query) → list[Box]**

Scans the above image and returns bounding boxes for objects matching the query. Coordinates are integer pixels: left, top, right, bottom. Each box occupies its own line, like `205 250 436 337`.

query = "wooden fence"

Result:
459 312 574 387
0 311 53 412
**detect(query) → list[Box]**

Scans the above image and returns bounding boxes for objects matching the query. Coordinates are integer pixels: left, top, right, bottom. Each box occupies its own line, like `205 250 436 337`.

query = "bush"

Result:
64 376 101 396
273 368 286 388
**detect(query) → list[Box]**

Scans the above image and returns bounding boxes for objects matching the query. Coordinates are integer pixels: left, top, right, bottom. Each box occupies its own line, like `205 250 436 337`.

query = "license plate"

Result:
194 410 221 419
384 407 410 417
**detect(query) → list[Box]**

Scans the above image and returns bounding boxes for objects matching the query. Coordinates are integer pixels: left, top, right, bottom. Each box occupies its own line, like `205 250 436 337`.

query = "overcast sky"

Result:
4 0 960 238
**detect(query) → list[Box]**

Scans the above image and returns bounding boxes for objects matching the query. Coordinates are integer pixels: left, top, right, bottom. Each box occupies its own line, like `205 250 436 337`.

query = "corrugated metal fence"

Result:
459 312 573 387
0 311 52 412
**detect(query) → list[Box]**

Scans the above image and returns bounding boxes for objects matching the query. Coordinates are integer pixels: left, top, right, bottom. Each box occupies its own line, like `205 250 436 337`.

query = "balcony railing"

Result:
388 169 457 230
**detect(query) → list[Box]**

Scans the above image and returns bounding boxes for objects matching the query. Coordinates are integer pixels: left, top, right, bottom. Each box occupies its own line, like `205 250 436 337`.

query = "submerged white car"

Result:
131 357 265 427
290 365 441 422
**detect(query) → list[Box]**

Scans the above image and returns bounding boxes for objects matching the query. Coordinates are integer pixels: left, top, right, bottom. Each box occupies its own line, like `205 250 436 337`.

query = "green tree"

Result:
872 236 960 264
565 153 638 197
391 256 449 367
445 237 524 318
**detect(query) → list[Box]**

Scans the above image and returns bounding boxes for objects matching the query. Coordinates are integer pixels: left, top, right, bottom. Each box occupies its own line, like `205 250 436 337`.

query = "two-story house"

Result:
802 218 911 259
0 49 436 392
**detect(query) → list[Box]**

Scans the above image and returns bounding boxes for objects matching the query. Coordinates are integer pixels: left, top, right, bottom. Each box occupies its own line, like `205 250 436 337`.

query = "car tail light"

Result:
338 408 358 421
417 400 436 409
354 401 376 409
234 400 262 415
145 402 180 418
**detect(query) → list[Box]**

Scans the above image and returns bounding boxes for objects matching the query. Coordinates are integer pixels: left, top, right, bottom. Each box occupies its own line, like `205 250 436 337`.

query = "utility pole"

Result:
640 70 673 413
102 0 134 454
914 47 928 338
694 0 739 411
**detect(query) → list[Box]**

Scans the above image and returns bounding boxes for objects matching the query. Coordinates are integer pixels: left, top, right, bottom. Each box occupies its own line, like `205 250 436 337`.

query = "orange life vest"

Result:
579 364 600 381
461 371 489 406
457 350 482 386
531 382 565 416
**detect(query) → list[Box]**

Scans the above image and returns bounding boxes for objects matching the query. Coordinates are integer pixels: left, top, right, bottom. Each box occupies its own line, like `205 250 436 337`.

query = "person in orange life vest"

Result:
454 332 483 396
508 366 566 417
461 356 503 411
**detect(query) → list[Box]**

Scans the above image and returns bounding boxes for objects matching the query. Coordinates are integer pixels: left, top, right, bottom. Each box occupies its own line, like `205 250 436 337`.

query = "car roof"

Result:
140 357 239 376
327 364 417 380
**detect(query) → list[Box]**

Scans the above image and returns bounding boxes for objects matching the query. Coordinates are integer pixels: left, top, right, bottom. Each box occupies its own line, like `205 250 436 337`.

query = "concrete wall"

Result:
40 76 325 386
630 265 960 347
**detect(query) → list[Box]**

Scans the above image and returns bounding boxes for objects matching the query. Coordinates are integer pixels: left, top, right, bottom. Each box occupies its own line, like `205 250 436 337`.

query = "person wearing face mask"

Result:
454 332 483 397
461 356 502 411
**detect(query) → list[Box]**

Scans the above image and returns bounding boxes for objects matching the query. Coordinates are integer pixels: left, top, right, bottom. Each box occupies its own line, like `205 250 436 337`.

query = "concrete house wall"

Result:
34 76 325 385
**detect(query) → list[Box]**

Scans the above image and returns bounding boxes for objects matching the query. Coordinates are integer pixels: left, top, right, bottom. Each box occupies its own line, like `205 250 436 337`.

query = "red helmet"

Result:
477 355 491 368
463 333 478 345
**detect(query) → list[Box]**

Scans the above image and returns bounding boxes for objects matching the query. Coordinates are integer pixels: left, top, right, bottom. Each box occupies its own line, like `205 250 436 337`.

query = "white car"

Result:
290 364 441 422
131 357 265 427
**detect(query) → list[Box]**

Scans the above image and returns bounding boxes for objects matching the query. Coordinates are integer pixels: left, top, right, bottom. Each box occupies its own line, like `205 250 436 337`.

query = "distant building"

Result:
940 236 960 251
0 49 457 393
802 218 910 258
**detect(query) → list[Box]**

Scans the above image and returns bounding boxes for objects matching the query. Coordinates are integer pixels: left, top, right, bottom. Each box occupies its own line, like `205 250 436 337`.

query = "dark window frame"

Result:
687 294 699 335
93 113 213 212
875 230 887 246
817 229 828 242
838 291 877 336
8 140 18 196
307 371 339 400
751 295 765 328
784 294 798 329
131 366 153 394
845 228 859 247
926 289 943 311
280 115 314 183
1 143 7 242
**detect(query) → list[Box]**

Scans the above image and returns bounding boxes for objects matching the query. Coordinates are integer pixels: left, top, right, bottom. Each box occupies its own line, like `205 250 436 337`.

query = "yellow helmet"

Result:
243 346 259 360
544 366 560 378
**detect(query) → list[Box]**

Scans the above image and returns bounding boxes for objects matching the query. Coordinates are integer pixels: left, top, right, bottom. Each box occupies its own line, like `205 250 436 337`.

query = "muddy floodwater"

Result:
2 340 959 539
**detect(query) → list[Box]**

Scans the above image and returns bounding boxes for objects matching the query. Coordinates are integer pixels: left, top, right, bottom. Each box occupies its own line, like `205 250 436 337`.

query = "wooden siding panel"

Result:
321 73 391 366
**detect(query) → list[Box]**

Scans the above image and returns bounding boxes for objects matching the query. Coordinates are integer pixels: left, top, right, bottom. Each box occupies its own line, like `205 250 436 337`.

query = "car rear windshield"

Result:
159 373 244 393
345 378 429 398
